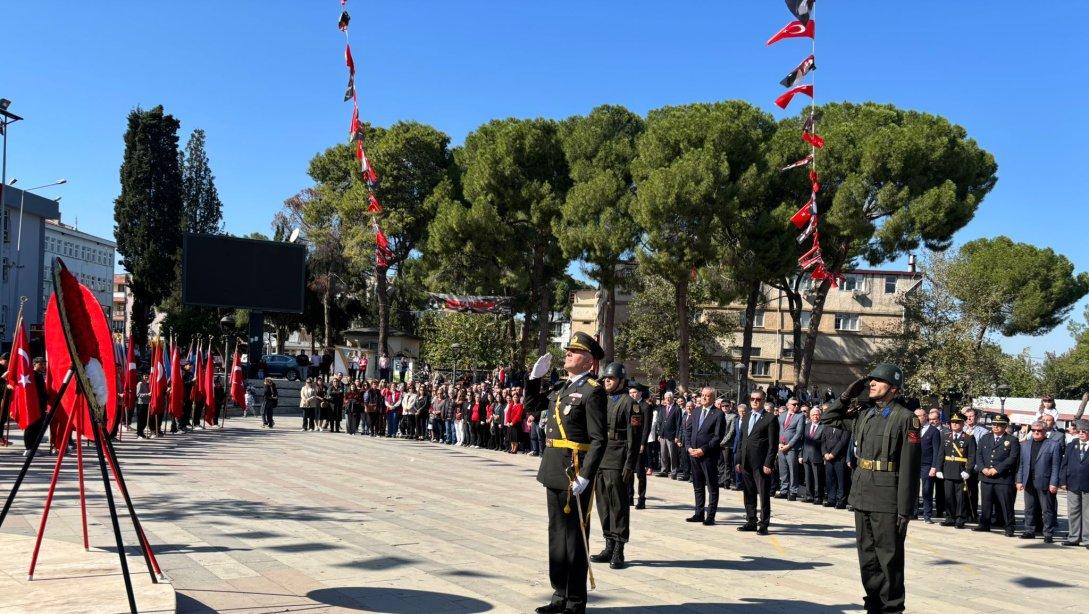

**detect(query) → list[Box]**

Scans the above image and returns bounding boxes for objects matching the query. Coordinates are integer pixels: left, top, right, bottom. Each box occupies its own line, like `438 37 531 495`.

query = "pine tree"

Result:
180 128 224 235
113 105 184 347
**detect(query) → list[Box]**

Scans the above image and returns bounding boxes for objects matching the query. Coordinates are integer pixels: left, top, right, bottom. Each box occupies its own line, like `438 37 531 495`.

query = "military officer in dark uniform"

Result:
627 383 651 510
973 414 1020 536
820 363 920 614
525 332 607 614
588 362 641 570
939 412 976 528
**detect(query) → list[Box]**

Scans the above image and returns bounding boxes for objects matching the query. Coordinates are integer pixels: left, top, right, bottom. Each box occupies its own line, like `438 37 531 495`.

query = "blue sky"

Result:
2 1 1084 358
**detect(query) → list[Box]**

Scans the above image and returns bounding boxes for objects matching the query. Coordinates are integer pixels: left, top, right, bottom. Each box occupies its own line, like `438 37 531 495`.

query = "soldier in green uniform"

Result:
525 332 607 614
589 362 642 570
820 363 921 614
939 413 977 529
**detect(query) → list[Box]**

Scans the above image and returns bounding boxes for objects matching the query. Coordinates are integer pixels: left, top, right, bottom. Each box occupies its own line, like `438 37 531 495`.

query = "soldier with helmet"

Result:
589 362 642 570
820 363 921 614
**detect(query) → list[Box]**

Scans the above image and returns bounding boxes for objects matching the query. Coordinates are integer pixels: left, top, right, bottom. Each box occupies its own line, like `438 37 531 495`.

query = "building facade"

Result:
1 186 59 348
41 220 116 322
112 273 133 336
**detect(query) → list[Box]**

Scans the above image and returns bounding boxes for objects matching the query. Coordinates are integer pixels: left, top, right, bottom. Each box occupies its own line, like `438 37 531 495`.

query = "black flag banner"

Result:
785 0 815 24
428 293 513 315
780 54 816 88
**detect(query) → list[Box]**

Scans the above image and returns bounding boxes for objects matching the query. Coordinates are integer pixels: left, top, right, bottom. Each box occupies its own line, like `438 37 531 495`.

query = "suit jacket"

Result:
524 373 607 490
720 411 738 449
737 410 779 472
820 425 850 461
777 410 804 451
685 405 726 456
659 402 682 439
800 419 825 464
919 424 943 475
1061 439 1089 492
1016 437 1063 489
976 432 1020 484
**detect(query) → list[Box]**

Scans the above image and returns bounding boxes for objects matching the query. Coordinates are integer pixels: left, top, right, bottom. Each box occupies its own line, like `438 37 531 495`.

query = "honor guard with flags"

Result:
589 362 641 570
230 348 247 411
525 332 607 614
4 307 43 436
820 363 921 614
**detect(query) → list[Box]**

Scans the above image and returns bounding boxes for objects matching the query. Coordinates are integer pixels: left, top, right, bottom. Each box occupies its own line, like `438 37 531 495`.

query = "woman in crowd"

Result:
506 391 524 454
329 375 345 433
345 381 362 434
454 390 468 446
385 382 402 437
300 378 316 431
414 384 431 441
313 379 330 431
364 380 382 436
262 377 278 428
443 388 458 444
470 391 484 448
402 383 418 440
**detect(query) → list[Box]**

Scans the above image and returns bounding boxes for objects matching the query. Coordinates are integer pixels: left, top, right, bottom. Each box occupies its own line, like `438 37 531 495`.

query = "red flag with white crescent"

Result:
122 334 137 413
230 349 246 409
766 20 815 46
168 342 184 418
203 347 216 424
148 342 164 416
4 317 42 429
775 83 813 109
43 259 118 439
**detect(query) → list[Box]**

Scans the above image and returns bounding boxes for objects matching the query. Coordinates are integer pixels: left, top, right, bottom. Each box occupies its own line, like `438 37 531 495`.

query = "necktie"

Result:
699 408 707 430
810 424 817 437
749 413 758 435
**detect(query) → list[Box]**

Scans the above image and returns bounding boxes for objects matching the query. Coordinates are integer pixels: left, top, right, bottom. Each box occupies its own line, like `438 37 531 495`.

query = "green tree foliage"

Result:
946 236 1089 346
180 128 223 235
1039 306 1089 398
769 103 998 389
557 105 645 361
631 101 774 387
114 105 184 347
418 311 514 375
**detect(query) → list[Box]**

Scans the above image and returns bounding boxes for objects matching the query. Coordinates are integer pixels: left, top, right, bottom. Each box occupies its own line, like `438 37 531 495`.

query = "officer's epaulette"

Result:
586 377 599 387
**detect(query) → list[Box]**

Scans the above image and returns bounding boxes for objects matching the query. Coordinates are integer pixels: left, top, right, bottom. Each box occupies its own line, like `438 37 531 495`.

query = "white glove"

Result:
571 475 590 496
936 472 944 480
530 354 552 380
960 471 969 480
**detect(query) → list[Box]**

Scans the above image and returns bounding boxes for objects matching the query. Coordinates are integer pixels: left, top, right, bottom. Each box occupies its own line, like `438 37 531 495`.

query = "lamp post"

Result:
7 178 66 324
996 383 1010 413
734 362 747 404
451 343 462 385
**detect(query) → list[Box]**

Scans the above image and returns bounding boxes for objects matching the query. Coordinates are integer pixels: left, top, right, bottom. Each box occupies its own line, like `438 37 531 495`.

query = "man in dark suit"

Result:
656 392 682 479
917 409 943 523
821 416 851 508
799 406 826 504
1060 419 1089 547
1016 420 1063 543
684 386 727 525
974 414 1020 536
736 389 779 535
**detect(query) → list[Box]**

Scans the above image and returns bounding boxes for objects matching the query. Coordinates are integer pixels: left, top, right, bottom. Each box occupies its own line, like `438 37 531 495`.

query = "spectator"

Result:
296 350 310 381
262 377 278 428
379 352 391 381
1060 419 1089 547
1035 395 1060 424
1016 420 1062 542
506 392 524 454
776 398 804 500
918 409 943 523
657 392 682 479
136 373 151 438
799 406 826 505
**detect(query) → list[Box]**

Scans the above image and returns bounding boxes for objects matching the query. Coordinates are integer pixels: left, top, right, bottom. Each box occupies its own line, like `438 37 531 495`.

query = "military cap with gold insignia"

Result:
565 331 605 361
992 414 1010 426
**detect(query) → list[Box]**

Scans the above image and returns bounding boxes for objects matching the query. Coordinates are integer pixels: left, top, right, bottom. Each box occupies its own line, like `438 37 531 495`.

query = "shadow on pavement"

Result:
307 586 494 612
628 555 833 571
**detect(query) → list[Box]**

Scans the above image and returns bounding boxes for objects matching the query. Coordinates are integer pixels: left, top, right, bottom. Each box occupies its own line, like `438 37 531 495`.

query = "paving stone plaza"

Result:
0 416 1084 613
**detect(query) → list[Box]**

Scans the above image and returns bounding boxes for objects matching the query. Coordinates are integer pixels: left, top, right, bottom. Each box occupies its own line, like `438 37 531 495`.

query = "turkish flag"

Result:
4 318 42 429
230 349 246 410
345 43 355 76
775 84 813 109
149 342 166 416
168 342 184 418
767 20 815 46
357 142 378 184
122 334 137 415
781 154 813 172
790 196 816 229
190 343 203 407
367 192 383 213
43 258 118 439
802 130 825 149
203 348 216 425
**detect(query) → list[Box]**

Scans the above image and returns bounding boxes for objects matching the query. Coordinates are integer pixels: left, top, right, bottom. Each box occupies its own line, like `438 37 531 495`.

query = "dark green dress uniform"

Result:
821 364 920 614
591 390 641 563
973 415 1019 535
525 362 606 614
940 418 977 528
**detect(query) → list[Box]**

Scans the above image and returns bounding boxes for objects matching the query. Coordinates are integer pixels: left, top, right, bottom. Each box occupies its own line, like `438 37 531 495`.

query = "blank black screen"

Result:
182 234 306 313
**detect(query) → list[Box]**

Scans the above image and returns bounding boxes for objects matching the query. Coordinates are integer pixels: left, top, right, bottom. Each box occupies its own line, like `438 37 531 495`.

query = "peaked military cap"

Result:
566 331 604 361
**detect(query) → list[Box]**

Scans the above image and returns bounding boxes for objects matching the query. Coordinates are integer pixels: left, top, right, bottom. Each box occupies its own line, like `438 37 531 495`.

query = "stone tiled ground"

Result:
2 417 1086 613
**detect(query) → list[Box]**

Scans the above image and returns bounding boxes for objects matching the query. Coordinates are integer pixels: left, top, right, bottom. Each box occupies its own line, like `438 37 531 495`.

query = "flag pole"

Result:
3 298 28 446
221 334 229 429
26 407 78 579
101 426 162 581
75 403 90 551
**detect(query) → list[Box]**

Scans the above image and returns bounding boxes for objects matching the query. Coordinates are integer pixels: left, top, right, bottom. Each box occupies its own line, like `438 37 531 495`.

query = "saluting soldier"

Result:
589 362 642 570
973 414 1020 536
939 413 977 529
524 332 607 614
821 363 921 614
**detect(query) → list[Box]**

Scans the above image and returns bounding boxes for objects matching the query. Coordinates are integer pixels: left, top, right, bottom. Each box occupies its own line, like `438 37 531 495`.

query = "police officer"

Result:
821 363 920 614
938 413 976 529
525 332 607 614
973 414 1020 536
589 363 641 570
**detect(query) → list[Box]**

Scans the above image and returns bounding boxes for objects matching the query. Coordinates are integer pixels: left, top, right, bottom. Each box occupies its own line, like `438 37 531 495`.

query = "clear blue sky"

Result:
3 1 1084 358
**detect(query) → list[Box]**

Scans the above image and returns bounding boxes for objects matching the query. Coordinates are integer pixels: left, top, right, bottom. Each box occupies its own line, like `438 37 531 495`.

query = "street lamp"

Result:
734 361 747 404
996 383 1011 413
6 178 67 319
451 343 462 385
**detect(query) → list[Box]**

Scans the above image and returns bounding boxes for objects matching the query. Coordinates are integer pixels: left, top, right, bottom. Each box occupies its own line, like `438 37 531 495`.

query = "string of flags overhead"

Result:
338 0 391 268
771 0 844 288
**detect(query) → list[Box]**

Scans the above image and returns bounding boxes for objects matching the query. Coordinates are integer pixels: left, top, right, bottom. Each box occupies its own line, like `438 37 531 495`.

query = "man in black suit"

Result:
656 392 682 478
799 406 826 504
684 386 727 525
1060 419 1089 547
821 417 851 508
917 408 943 523
736 388 780 535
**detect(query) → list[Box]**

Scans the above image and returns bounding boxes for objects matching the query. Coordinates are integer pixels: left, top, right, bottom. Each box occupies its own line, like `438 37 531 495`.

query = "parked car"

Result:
261 354 300 381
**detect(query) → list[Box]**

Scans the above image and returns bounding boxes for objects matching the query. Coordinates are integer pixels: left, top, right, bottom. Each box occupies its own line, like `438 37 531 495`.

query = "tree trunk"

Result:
276 324 288 354
797 278 832 391
602 283 616 363
739 281 761 400
778 276 804 379
132 293 151 350
975 323 988 350
376 266 390 355
532 243 550 356
322 280 331 349
674 277 691 390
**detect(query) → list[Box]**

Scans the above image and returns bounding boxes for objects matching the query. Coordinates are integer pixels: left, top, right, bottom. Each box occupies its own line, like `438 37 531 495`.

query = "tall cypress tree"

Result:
180 128 223 235
113 105 184 347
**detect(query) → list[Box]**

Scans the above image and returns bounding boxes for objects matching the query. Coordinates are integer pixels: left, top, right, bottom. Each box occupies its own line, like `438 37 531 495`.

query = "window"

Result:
782 347 794 360
841 274 864 292
834 313 860 331
884 275 897 294
798 311 812 329
750 360 771 377
741 310 766 328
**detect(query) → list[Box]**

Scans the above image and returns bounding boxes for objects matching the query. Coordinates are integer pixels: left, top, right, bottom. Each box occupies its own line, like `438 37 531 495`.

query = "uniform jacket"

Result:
524 373 607 490
919 423 943 475
821 398 921 516
799 419 825 464
684 404 726 456
975 432 1020 484
940 431 976 480
1016 437 1062 490
737 410 779 472
1061 439 1089 492
600 393 641 473
777 410 804 451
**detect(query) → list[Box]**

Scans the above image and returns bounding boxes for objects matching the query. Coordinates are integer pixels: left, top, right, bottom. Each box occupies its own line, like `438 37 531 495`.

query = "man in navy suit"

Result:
656 392 682 479
736 389 780 535
917 409 944 523
1016 420 1063 543
1060 419 1089 547
684 386 727 525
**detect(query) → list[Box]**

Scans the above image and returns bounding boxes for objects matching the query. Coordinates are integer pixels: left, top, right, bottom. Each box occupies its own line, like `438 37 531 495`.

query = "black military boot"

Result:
590 539 615 563
610 542 626 569
635 498 646 510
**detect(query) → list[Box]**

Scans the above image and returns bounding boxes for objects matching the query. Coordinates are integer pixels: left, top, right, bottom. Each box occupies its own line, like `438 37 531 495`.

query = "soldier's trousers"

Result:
854 510 906 614
596 469 630 543
979 481 1014 528
943 479 969 523
629 449 647 503
546 485 593 608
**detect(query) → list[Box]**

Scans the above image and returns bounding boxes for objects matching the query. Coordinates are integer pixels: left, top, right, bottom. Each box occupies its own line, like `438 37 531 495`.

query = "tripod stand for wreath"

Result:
0 258 162 614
